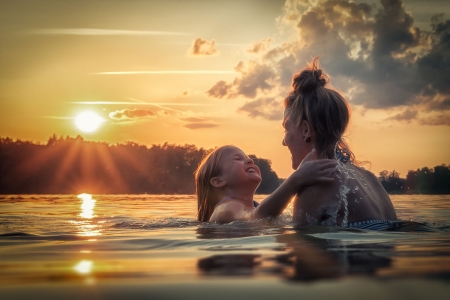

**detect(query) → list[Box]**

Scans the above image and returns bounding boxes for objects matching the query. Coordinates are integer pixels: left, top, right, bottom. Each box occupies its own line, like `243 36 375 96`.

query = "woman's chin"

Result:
291 158 300 170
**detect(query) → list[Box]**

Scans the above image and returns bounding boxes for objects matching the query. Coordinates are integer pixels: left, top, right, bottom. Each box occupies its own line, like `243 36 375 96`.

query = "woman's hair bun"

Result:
292 57 328 93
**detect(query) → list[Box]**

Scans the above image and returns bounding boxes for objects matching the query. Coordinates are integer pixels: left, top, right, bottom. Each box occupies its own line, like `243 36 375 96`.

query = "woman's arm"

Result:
253 149 337 219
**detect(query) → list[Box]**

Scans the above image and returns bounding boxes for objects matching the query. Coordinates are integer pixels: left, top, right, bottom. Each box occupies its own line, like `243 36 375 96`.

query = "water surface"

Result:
0 194 449 299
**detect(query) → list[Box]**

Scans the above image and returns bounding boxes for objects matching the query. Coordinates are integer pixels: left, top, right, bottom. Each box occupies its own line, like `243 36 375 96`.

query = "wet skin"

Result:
282 110 397 226
293 162 397 226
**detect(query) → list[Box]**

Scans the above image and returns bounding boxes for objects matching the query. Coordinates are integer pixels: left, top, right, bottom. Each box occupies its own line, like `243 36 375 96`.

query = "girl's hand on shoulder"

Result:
293 149 338 186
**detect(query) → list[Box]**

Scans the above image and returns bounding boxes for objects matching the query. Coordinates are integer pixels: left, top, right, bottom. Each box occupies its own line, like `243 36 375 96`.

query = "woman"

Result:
283 58 397 229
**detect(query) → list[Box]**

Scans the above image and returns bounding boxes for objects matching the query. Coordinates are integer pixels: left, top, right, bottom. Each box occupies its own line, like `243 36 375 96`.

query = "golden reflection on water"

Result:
71 193 102 237
74 260 93 274
78 193 96 218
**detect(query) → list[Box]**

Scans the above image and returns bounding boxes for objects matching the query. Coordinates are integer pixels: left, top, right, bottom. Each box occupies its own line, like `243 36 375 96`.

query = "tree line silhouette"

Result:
378 167 450 194
0 136 448 195
0 135 280 194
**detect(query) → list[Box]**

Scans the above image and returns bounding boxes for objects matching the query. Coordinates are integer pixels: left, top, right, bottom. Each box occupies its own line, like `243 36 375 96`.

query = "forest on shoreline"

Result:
0 136 449 195
378 167 450 195
0 135 280 194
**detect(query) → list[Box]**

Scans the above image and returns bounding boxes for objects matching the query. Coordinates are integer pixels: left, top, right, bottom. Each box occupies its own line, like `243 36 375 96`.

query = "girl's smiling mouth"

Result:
246 166 258 173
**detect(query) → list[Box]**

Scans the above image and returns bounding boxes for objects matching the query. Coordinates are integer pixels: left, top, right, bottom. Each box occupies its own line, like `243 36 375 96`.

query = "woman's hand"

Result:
292 148 337 187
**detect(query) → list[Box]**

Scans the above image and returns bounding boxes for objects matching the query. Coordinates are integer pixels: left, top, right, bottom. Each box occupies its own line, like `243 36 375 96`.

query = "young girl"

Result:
195 145 337 223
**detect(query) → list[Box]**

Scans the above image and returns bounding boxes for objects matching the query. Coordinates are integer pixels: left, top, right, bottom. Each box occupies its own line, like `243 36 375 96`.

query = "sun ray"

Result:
79 143 97 193
94 144 129 193
13 142 63 193
49 140 82 192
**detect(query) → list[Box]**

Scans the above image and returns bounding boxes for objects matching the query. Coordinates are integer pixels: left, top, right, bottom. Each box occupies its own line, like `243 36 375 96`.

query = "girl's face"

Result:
218 146 262 187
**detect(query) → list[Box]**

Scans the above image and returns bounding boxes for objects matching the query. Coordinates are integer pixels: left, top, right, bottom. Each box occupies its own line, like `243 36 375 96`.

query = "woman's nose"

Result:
282 138 286 146
246 157 254 164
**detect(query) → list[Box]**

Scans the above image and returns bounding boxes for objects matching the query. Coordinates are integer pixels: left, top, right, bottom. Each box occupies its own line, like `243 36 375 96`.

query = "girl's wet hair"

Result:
284 57 356 163
194 145 231 222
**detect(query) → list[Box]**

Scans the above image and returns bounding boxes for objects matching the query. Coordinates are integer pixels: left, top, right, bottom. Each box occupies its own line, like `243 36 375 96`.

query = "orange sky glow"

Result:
1 0 449 178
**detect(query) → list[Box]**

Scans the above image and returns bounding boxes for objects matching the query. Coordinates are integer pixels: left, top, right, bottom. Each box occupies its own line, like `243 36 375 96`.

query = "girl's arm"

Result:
252 149 337 219
209 149 337 223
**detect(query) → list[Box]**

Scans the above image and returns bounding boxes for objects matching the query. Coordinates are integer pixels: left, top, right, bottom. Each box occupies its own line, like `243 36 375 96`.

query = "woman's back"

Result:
293 163 397 226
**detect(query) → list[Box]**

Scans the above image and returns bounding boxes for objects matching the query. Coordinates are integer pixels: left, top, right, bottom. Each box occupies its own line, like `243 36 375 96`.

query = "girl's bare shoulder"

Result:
209 200 254 223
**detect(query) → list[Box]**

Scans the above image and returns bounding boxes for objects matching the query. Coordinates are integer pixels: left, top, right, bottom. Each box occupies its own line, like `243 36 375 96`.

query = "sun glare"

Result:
75 111 104 132
74 260 93 274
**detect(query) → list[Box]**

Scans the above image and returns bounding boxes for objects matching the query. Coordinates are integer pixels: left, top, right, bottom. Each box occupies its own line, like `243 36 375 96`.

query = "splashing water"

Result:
339 185 350 227
333 141 361 227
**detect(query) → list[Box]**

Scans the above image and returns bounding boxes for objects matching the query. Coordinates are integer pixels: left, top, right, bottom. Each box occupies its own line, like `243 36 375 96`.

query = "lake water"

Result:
0 194 449 300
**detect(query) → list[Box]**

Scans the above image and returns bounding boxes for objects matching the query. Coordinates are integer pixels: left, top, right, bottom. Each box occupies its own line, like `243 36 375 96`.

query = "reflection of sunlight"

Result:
72 193 101 236
78 193 96 218
74 260 92 274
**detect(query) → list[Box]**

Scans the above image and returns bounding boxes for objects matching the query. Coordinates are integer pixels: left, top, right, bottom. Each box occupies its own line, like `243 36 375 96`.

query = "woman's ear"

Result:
301 120 312 139
210 177 226 188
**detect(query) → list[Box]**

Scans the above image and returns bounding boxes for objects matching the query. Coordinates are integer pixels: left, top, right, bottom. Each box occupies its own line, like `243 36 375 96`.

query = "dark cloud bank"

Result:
207 0 450 126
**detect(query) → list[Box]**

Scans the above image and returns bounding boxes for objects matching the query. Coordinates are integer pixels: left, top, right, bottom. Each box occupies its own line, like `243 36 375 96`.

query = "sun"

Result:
75 111 104 132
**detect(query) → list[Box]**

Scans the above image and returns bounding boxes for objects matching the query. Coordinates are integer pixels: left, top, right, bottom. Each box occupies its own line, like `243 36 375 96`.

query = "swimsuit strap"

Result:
335 147 351 163
347 219 398 231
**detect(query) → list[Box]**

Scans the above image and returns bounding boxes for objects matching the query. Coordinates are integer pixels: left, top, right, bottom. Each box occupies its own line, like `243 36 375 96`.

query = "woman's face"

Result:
282 110 311 169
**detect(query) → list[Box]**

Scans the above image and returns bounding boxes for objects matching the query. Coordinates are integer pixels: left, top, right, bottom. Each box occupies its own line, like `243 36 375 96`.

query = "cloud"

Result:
188 38 219 56
385 108 418 123
25 28 188 35
178 117 206 122
207 60 276 99
205 0 450 126
426 98 450 111
417 19 450 95
183 123 219 129
419 114 450 126
232 61 276 98
109 108 156 120
247 38 272 54
206 80 232 98
237 97 283 121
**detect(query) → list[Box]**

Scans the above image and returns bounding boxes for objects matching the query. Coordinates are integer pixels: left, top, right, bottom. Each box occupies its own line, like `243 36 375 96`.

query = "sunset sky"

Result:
1 0 449 178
